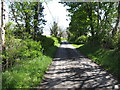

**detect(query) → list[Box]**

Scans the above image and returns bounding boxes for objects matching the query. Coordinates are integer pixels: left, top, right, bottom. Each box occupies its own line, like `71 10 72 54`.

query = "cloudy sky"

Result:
42 0 70 36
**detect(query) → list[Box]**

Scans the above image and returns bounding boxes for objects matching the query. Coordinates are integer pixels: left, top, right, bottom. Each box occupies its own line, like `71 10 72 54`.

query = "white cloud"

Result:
42 0 70 36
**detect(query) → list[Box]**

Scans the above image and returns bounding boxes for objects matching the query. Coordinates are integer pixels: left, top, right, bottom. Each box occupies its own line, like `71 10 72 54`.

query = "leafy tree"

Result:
64 2 119 48
50 21 59 37
9 2 46 40
112 1 120 38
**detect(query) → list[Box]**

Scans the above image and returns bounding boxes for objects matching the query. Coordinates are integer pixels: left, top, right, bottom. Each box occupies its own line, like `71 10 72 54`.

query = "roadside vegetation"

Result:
2 23 60 88
80 44 120 77
73 44 120 79
1 1 120 89
2 35 59 88
64 2 120 80
2 2 61 88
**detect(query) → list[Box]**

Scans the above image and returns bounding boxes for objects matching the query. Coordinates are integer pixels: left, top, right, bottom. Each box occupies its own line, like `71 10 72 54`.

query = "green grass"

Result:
2 36 60 88
72 44 84 48
49 37 60 47
2 55 52 88
74 44 120 77
61 38 67 41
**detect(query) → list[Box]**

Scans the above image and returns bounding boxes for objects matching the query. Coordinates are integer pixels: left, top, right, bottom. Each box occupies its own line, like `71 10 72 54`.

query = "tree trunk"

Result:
0 1 5 46
24 12 30 34
112 1 120 37
34 2 39 40
0 1 6 72
10 2 21 30
87 4 95 37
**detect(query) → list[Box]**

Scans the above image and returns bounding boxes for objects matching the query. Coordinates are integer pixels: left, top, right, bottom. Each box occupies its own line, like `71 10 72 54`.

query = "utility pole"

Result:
0 0 5 46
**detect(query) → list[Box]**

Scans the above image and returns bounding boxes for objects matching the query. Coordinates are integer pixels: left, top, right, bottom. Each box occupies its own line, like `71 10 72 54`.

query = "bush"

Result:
3 22 43 69
2 36 60 88
45 37 60 57
39 36 54 51
68 34 76 43
3 22 60 89
19 39 42 59
38 36 60 57
101 32 120 49
2 35 60 88
2 36 22 69
49 37 60 47
115 32 120 50
79 44 120 78
2 36 43 70
56 37 61 43
102 36 114 49
75 35 88 44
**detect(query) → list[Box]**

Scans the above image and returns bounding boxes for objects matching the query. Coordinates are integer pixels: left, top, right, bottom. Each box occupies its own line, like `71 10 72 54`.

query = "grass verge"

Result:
2 36 60 88
72 44 84 48
2 56 52 88
73 44 120 78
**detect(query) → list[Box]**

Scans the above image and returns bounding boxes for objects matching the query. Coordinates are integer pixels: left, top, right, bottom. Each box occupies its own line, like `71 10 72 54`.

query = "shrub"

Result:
49 37 60 47
19 39 42 58
39 36 54 51
2 36 59 88
75 35 88 44
79 44 120 78
2 37 43 70
115 32 120 50
2 36 23 69
38 36 60 57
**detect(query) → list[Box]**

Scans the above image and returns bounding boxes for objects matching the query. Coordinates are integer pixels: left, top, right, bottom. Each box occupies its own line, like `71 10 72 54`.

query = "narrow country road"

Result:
38 41 120 89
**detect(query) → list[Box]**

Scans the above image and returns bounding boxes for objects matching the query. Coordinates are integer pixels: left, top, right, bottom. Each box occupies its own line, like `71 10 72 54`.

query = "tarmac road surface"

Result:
38 41 120 89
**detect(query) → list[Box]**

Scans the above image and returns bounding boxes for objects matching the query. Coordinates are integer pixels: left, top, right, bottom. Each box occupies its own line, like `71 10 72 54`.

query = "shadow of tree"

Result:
38 42 120 89
39 35 58 58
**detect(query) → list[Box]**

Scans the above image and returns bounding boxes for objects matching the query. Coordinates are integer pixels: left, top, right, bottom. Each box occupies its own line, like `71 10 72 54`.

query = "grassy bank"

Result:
2 36 59 88
44 37 60 57
73 44 120 78
2 56 52 88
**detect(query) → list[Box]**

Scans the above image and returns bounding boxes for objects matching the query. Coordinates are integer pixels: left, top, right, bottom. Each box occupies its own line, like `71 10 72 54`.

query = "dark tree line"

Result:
64 2 120 50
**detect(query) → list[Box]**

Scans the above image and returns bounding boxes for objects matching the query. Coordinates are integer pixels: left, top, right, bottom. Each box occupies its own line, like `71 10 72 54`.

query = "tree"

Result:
64 2 118 47
112 1 120 37
50 21 59 37
58 27 64 38
0 1 5 46
9 2 46 40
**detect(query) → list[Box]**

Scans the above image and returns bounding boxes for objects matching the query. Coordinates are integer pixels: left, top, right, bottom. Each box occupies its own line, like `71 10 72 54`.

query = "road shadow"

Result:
38 42 120 89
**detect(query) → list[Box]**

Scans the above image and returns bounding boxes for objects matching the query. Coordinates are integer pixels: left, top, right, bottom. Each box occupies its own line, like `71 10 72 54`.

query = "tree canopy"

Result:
64 2 120 49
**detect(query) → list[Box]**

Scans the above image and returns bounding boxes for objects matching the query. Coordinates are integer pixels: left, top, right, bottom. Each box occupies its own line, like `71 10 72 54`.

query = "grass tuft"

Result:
2 56 52 88
73 44 120 78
